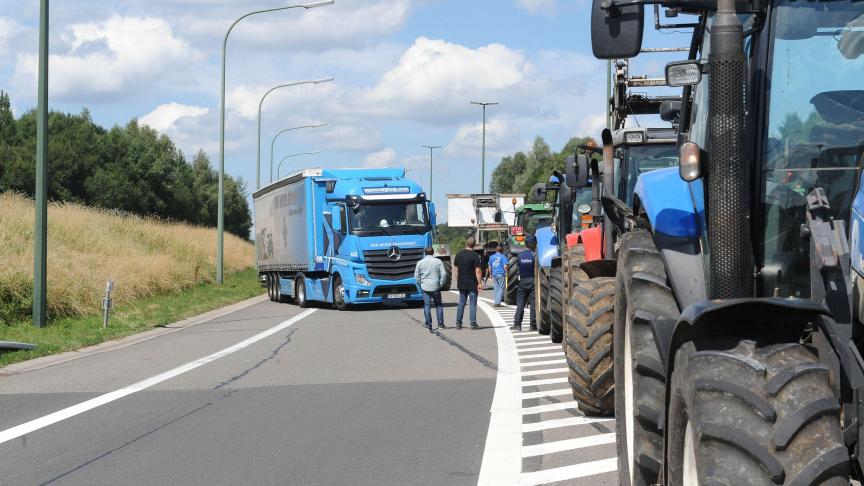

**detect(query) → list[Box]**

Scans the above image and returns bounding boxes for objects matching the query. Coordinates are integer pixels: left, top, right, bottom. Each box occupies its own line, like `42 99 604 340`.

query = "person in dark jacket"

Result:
511 237 537 331
452 237 483 329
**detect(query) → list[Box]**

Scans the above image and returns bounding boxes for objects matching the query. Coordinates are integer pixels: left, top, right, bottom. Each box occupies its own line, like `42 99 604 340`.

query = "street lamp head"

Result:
470 101 499 106
301 1 335 9
313 77 335 84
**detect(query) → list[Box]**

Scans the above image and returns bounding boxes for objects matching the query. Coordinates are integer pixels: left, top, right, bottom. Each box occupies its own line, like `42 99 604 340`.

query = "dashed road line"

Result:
520 359 566 368
522 433 616 457
521 376 569 387
519 458 618 486
522 416 614 433
520 367 568 377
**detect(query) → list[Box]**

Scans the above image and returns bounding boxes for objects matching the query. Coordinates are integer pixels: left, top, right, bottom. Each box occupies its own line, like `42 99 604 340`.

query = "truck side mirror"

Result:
566 154 589 189
530 182 547 203
591 0 644 59
331 207 343 233
429 202 437 228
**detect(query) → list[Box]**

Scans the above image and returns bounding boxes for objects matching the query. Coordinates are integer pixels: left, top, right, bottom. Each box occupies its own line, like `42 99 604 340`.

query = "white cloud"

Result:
13 16 200 101
445 117 522 159
351 37 540 122
364 147 397 168
515 0 556 14
139 102 209 132
0 17 25 57
578 113 608 137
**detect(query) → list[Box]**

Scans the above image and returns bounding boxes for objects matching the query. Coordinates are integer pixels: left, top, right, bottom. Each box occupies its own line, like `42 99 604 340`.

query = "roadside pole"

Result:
33 0 49 328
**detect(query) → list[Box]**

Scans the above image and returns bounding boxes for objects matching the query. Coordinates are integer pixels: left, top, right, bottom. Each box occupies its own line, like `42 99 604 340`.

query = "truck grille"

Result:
364 248 424 281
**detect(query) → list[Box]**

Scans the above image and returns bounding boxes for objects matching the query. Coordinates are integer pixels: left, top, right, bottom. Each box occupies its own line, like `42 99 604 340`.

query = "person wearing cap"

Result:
512 236 537 331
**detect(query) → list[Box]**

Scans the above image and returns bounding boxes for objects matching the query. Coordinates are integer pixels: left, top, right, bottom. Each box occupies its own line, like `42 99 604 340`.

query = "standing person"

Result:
414 247 448 332
452 237 482 330
512 237 537 331
487 246 508 307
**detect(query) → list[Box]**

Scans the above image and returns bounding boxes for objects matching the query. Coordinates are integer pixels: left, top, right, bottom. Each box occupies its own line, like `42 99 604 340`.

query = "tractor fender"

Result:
535 225 559 268
579 226 604 262
565 232 579 249
580 259 616 279
653 298 830 375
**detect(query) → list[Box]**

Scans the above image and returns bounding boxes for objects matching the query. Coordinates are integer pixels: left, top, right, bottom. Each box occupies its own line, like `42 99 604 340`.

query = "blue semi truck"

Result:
253 168 444 309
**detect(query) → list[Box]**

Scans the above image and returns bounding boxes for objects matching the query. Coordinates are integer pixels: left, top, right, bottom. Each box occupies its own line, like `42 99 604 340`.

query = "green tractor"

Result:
503 203 554 304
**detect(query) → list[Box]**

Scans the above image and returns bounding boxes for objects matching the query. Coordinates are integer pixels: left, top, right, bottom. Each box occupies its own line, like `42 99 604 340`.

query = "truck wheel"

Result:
505 252 519 305
614 229 678 486
566 276 615 416
536 266 551 335
266 273 274 302
549 266 564 343
440 259 452 292
295 275 309 308
667 339 848 486
274 274 291 303
332 276 348 311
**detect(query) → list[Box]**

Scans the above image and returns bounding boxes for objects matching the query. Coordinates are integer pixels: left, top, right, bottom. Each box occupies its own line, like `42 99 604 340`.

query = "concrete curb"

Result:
0 294 268 376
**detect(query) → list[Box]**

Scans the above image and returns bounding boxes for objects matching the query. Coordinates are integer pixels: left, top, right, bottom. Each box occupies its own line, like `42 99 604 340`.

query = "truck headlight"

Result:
355 273 370 286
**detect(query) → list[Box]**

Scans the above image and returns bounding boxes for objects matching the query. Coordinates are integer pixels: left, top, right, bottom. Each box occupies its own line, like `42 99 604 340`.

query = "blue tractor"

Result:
592 0 864 483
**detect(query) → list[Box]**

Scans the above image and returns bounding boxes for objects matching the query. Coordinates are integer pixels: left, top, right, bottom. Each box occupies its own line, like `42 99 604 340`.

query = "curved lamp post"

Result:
270 123 327 183
217 0 334 285
277 150 324 179
257 78 332 190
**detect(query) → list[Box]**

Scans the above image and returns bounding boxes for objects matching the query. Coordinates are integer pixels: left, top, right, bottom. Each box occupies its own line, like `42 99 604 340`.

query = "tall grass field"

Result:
0 192 255 326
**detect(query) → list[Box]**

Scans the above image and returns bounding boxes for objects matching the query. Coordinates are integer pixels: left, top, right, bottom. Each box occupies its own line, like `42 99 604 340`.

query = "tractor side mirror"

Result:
566 154 590 189
591 0 644 59
530 182 547 203
660 100 682 122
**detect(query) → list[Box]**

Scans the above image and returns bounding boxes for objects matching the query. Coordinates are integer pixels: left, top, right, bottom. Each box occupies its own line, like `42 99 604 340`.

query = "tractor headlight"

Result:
625 132 644 144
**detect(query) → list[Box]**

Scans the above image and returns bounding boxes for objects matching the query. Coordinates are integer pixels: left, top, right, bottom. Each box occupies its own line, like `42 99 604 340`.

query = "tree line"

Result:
490 135 597 195
0 92 252 238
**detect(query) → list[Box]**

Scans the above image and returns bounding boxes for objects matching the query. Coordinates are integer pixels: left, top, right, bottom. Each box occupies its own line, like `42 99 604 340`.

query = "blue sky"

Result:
0 0 691 212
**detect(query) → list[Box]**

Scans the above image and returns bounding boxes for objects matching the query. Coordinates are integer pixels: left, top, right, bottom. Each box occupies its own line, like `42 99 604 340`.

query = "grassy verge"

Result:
0 268 264 368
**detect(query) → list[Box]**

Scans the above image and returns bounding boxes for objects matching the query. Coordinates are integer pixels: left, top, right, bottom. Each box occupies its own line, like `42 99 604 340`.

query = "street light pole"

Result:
218 0 333 285
256 78 332 190
421 145 441 198
470 101 498 193
277 150 324 179
33 0 49 328
270 123 327 183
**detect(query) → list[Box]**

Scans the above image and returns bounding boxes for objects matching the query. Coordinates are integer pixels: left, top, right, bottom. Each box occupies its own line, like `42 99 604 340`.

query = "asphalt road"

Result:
0 289 618 485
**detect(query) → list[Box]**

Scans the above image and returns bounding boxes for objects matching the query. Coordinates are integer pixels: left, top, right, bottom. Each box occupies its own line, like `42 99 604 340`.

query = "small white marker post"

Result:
102 280 113 329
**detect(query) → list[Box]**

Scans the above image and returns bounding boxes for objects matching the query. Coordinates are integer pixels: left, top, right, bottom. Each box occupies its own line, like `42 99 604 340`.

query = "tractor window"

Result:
759 0 864 297
621 144 680 206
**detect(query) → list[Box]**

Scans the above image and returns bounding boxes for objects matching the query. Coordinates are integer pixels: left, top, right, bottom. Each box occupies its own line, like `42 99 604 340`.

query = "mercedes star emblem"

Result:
387 246 402 261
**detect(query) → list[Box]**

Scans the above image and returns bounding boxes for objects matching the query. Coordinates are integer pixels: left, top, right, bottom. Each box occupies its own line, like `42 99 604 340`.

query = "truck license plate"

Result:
388 293 406 299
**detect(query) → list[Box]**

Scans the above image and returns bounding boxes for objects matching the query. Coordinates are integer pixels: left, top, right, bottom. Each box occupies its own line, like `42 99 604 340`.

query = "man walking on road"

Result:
512 237 537 332
453 237 482 330
487 245 508 307
414 247 449 332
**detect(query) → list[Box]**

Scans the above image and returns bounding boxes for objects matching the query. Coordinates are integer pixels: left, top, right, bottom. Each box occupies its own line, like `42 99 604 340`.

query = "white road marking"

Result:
515 341 557 349
518 345 562 353
522 376 569 387
521 416 614 433
522 401 581 415
0 308 318 446
522 388 572 400
513 336 549 343
522 433 616 457
460 292 522 486
519 458 617 486
519 351 565 360
520 359 567 368
520 367 568 377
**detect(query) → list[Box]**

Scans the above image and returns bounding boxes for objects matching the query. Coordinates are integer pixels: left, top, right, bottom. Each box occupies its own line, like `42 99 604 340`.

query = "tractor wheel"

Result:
536 266 552 335
549 266 565 343
667 339 848 486
440 259 452 292
566 276 615 416
505 252 520 305
566 244 588 287
614 229 678 486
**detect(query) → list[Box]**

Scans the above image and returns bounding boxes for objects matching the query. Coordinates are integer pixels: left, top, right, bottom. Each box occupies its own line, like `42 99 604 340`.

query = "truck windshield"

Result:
349 202 430 235
621 143 679 206
759 0 864 297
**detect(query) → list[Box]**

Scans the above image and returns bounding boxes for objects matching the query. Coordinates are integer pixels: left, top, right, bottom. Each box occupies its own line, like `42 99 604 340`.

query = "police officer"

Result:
511 236 537 331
